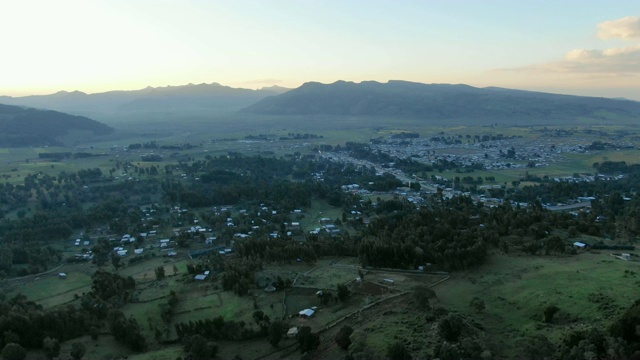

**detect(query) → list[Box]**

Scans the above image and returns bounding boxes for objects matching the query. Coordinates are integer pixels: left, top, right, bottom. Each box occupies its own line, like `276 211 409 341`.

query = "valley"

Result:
1 82 640 359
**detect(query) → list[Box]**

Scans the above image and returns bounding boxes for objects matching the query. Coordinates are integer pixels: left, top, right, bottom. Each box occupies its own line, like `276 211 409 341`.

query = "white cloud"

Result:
564 49 602 61
498 16 640 77
499 45 640 75
597 16 640 40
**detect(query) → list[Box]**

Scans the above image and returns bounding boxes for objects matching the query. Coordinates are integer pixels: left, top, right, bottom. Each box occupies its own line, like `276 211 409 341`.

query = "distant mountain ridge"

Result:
0 82 291 118
0 104 113 147
242 80 640 125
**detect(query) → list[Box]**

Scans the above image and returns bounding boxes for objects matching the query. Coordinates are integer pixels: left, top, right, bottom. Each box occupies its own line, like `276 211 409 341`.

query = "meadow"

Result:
436 251 640 358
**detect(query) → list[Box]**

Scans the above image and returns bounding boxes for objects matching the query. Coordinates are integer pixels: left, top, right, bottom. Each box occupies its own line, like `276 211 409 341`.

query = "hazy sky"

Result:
1 0 639 99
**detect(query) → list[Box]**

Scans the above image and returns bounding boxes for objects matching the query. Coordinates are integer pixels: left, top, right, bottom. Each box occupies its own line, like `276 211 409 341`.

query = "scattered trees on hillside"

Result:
108 310 147 352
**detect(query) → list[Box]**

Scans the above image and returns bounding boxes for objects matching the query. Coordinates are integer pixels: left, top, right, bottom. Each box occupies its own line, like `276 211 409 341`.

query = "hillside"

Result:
0 104 113 147
242 80 640 125
0 83 290 119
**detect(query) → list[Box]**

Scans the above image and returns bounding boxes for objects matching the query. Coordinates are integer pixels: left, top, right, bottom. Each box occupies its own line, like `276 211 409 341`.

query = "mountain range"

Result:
242 80 640 125
2 80 640 147
0 83 290 118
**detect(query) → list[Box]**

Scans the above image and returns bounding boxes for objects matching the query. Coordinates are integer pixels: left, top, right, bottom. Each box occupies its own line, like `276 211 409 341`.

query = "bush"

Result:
335 326 354 350
543 305 559 323
386 341 411 360
438 314 465 342
1 343 26 360
469 297 485 313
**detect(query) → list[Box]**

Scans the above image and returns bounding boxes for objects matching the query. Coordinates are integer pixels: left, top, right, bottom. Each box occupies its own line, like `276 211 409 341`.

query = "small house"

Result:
573 241 587 249
194 274 207 281
287 327 299 338
58 273 67 279
298 308 315 318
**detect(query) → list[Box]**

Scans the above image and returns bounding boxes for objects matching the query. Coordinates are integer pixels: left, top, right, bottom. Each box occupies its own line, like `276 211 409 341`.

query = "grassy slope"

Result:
436 251 640 357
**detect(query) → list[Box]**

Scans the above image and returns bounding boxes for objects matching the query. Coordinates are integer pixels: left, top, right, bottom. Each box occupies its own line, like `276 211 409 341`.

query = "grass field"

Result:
302 200 345 233
436 251 640 357
2 262 94 307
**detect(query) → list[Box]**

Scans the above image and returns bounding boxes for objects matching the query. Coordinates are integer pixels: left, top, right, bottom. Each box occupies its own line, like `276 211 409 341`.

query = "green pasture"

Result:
436 252 640 357
297 265 360 289
3 265 93 307
301 200 344 232
122 297 166 338
364 296 433 358
129 345 183 360
60 335 132 360
567 149 640 168
119 256 183 280
172 288 274 325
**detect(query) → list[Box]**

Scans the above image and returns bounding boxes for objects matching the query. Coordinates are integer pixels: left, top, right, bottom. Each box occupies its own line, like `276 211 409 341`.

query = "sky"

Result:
1 0 639 99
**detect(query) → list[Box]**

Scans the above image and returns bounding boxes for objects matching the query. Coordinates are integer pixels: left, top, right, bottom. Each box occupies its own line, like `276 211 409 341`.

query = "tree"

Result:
335 325 354 350
89 326 99 340
559 327 627 360
70 342 86 360
43 337 61 360
337 283 350 302
438 314 466 342
297 326 320 353
3 330 19 344
386 341 412 360
183 334 218 359
267 320 284 347
111 252 122 271
413 285 436 310
610 299 640 344
1 343 26 360
155 266 165 281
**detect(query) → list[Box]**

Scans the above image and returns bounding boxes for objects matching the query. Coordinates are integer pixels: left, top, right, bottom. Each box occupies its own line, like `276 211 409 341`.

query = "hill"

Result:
0 83 290 120
242 80 640 125
0 104 113 147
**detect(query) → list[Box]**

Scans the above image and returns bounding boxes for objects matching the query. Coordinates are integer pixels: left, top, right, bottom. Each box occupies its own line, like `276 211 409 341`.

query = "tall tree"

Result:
337 284 350 302
335 326 354 350
267 320 284 347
